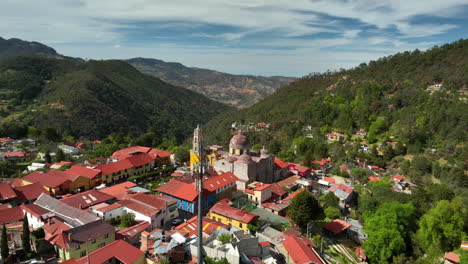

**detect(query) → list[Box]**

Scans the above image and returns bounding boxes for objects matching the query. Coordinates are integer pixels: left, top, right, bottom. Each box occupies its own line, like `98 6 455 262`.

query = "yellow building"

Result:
22 170 71 194
54 220 116 261
189 125 222 173
98 153 154 184
207 201 259 232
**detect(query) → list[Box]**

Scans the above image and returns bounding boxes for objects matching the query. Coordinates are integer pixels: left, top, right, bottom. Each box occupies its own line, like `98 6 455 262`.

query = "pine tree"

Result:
44 151 52 164
55 149 65 162
22 215 31 253
1 224 9 260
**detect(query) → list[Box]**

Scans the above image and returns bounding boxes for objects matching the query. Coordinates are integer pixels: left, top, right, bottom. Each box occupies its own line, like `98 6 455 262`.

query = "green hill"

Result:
204 39 467 185
0 56 229 141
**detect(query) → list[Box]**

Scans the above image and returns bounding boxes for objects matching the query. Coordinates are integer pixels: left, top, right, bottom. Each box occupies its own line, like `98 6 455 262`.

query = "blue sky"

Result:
1 0 467 76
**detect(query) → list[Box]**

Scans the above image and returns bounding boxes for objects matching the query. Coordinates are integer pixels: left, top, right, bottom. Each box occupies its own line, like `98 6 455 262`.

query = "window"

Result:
98 242 105 248
239 223 243 228
104 234 109 239
80 251 86 257
91 239 96 243
76 245 80 249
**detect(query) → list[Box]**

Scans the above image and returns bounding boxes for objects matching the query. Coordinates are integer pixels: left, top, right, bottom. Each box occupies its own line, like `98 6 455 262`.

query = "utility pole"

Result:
192 125 205 264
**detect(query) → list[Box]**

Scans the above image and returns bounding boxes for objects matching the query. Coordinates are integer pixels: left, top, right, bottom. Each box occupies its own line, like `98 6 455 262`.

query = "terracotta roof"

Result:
66 165 101 180
0 137 12 143
150 149 173 159
203 172 238 192
43 218 73 242
356 247 366 260
126 153 154 167
116 221 151 240
328 184 354 194
0 183 17 200
99 182 137 199
282 236 323 264
291 164 310 174
73 239 144 264
391 175 404 181
368 176 381 182
259 241 271 247
23 170 71 188
444 252 460 263
277 175 301 189
209 201 258 224
461 241 468 250
251 182 271 191
54 220 115 250
112 146 152 160
171 172 184 177
174 216 230 237
93 203 123 213
97 159 134 175
0 203 11 210
34 193 99 227
13 183 50 202
0 206 24 224
4 151 29 158
322 177 335 183
21 203 53 219
271 183 286 197
118 193 175 217
157 179 198 202
61 190 114 209
284 189 306 201
323 219 351 234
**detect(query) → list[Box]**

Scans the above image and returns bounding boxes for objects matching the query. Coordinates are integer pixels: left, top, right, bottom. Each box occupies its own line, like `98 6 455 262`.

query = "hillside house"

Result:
98 153 154 184
207 200 259 232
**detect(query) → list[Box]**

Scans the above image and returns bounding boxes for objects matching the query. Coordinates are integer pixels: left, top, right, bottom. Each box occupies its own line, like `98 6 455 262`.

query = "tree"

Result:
417 199 466 252
120 213 136 228
460 251 468 264
174 148 190 163
44 151 52 163
350 168 367 182
55 149 65 162
22 215 31 253
287 191 321 229
1 224 8 259
324 207 341 219
319 192 339 208
217 233 232 244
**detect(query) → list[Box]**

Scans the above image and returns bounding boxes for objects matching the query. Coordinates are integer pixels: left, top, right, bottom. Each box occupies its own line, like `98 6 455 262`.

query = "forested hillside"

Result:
205 39 467 187
127 57 296 108
0 56 229 141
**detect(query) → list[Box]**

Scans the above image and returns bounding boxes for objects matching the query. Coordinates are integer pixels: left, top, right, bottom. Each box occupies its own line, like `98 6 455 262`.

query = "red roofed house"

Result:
61 239 146 264
203 171 239 200
173 216 230 237
207 200 259 232
274 158 292 181
60 190 115 209
444 252 460 263
116 221 151 245
326 132 345 142
98 153 154 184
391 175 404 183
281 235 324 264
328 183 355 208
22 170 72 195
368 176 381 182
99 181 137 200
0 183 17 202
290 164 312 177
157 179 201 214
461 241 468 251
66 165 102 189
0 206 25 252
356 247 366 261
245 182 272 205
111 146 172 167
13 183 50 204
323 219 351 235
3 151 33 163
117 193 178 229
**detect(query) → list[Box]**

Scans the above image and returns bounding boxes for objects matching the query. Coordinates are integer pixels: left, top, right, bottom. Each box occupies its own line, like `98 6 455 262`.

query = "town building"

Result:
281 235 324 264
207 200 258 232
60 190 115 209
98 153 155 184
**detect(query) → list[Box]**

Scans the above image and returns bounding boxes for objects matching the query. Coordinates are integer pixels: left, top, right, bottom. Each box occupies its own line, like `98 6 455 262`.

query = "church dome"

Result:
229 133 249 150
236 154 253 164
260 147 270 158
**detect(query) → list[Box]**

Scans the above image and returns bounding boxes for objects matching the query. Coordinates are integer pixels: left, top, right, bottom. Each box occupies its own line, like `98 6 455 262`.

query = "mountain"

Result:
0 37 64 59
126 57 297 108
0 56 229 141
204 39 467 185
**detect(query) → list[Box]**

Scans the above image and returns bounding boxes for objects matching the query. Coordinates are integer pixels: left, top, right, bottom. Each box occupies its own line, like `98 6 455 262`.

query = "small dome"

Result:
229 133 249 150
236 154 253 164
260 147 270 158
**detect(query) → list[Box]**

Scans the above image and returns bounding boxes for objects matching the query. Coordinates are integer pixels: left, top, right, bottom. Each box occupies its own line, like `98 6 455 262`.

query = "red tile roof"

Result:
61 190 114 209
277 175 301 189
461 241 468 250
150 149 173 159
73 239 144 264
93 203 123 213
23 170 71 188
157 179 198 202
444 252 460 263
209 201 258 224
4 151 29 158
21 204 53 219
0 137 12 143
118 193 175 217
271 183 286 197
13 183 49 202
0 206 24 224
66 165 101 180
112 146 152 160
99 182 136 199
323 219 351 234
53 220 115 250
328 184 354 194
116 221 151 240
291 164 311 174
391 175 404 181
356 247 366 260
322 177 335 183
368 176 381 182
284 189 306 201
282 236 323 264
259 241 271 247
252 182 271 191
173 216 230 237
126 153 154 167
98 153 153 175
203 172 238 192
0 183 17 200
274 158 291 169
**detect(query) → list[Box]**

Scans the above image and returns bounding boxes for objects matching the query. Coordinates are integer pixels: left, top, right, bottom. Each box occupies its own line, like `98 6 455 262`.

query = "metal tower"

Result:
192 125 205 264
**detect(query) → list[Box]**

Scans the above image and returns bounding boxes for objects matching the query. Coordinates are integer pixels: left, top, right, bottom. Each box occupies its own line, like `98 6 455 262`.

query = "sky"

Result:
1 0 467 77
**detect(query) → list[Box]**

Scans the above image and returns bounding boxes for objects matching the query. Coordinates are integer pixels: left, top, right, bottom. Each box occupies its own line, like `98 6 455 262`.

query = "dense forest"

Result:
0 56 229 141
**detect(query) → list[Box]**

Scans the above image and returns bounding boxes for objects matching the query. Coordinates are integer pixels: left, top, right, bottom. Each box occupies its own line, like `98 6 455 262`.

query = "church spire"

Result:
192 124 203 156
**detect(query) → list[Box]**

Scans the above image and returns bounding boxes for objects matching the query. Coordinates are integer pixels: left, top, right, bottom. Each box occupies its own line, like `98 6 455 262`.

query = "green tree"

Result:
287 191 321 229
417 199 466 252
1 224 8 259
217 233 232 244
324 207 341 219
55 149 65 162
44 151 52 163
174 147 190 163
460 251 468 264
22 215 31 253
120 213 136 228
319 192 339 208
350 168 367 182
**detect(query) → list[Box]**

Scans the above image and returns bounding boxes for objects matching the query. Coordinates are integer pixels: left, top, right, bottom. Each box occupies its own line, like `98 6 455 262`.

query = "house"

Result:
346 219 367 244
98 153 155 184
318 176 335 188
27 162 47 172
50 161 74 170
3 151 33 163
111 146 172 167
274 158 291 182
140 228 188 263
13 183 50 204
0 206 24 225
60 190 115 209
207 200 259 232
0 207 24 252
58 144 79 155
66 165 102 190
190 230 269 264
117 193 178 228
116 221 151 245
0 183 17 203
203 171 239 200
52 220 116 261
22 170 72 194
322 219 351 236
356 247 366 262
328 184 355 208
355 129 367 136
290 164 312 177
157 179 210 214
277 175 301 191
99 181 137 200
368 176 381 182
245 182 272 205
326 132 345 142
281 235 324 264
444 252 460 264
461 241 468 251
89 203 125 220
173 216 230 237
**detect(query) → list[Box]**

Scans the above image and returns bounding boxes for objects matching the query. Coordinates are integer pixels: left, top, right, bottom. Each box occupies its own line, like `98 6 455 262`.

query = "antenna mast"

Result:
192 125 205 264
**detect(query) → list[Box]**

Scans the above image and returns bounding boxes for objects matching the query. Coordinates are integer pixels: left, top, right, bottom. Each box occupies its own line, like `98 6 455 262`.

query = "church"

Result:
190 127 275 190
